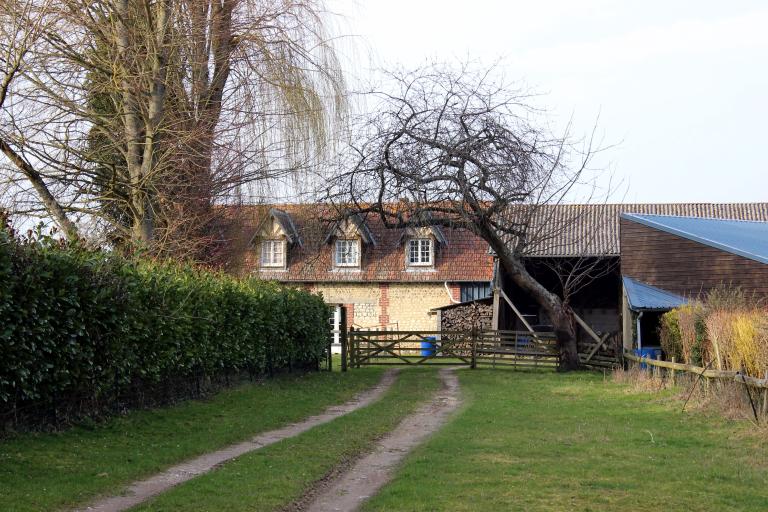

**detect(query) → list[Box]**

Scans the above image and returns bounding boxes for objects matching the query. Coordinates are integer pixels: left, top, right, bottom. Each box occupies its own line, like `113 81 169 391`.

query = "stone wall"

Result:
309 282 454 331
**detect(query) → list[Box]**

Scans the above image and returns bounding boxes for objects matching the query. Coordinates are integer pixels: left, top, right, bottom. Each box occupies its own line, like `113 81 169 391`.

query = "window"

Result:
260 240 285 268
460 282 492 302
407 238 433 266
335 239 360 267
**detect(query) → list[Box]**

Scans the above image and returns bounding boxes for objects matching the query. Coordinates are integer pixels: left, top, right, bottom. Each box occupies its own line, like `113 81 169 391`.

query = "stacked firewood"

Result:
441 302 493 331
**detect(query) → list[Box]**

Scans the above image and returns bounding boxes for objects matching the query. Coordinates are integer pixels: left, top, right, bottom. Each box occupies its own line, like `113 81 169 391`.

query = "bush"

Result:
676 304 706 366
0 229 329 430
659 309 683 361
661 287 768 377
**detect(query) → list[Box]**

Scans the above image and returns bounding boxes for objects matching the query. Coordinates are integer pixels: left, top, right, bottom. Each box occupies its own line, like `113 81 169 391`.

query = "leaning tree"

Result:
327 64 604 371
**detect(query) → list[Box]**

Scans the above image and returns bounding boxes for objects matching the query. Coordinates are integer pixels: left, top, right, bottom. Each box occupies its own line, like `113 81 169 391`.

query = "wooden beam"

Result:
491 260 501 330
582 332 611 363
499 288 537 337
572 311 602 344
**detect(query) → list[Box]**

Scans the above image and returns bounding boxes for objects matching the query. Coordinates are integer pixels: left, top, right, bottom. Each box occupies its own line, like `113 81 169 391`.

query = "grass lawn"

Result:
364 369 768 512
0 368 384 512
132 368 441 511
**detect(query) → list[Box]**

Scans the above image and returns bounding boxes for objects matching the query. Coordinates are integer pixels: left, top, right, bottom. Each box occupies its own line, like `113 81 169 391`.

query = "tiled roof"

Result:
221 202 768 282
621 214 768 265
225 204 494 283
510 203 768 257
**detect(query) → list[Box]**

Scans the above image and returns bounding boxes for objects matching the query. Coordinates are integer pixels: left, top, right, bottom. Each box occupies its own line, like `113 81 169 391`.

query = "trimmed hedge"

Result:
0 229 329 429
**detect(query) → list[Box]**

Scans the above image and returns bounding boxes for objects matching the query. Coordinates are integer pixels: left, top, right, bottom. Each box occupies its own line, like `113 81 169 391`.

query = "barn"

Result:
619 213 768 351
491 203 768 360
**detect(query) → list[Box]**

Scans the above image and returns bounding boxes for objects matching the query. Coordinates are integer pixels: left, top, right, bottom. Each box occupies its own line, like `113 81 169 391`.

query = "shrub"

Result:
659 309 683 361
676 304 706 366
662 287 768 377
730 312 764 376
0 230 329 430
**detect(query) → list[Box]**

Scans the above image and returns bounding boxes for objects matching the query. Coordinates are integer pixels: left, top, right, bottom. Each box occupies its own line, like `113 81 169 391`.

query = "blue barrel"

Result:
634 347 662 369
420 336 437 357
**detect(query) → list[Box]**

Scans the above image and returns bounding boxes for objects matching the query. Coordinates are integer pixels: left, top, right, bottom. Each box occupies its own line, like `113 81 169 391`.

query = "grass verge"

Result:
364 369 768 512
132 368 442 511
0 368 384 512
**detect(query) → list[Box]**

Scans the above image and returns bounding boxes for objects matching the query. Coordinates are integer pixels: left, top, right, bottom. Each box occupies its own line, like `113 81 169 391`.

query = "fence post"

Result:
670 356 676 386
470 328 478 369
352 328 358 369
340 307 348 372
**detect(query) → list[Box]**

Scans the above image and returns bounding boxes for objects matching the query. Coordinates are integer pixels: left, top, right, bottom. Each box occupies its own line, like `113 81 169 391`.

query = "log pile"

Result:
440 301 493 331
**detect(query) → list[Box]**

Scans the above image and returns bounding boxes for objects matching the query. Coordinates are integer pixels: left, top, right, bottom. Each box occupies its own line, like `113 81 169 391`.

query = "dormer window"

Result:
325 214 375 270
407 238 433 266
252 208 301 272
260 239 286 268
335 239 360 267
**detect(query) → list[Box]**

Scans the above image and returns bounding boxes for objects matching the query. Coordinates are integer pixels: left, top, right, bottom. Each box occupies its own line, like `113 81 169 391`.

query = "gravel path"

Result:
303 368 462 512
77 369 400 512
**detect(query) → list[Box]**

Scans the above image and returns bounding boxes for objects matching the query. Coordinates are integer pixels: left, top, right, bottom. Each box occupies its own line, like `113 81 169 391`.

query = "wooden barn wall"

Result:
620 218 768 297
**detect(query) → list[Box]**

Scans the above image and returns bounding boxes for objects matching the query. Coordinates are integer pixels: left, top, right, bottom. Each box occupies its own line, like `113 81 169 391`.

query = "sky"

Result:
325 0 768 203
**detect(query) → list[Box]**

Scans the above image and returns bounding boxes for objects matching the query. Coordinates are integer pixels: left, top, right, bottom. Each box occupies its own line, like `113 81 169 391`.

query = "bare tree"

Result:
327 64 603 371
0 0 79 239
0 0 346 259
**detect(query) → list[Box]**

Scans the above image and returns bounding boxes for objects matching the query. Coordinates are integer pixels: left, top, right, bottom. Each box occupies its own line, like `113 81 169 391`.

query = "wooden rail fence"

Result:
624 350 768 389
342 329 560 370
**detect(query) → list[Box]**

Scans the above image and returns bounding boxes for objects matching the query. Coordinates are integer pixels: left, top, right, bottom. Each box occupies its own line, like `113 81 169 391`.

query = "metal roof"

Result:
503 203 768 257
622 276 688 311
622 214 768 265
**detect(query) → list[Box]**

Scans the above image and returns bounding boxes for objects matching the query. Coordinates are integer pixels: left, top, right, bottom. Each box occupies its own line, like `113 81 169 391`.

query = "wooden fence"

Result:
624 350 768 389
341 329 560 370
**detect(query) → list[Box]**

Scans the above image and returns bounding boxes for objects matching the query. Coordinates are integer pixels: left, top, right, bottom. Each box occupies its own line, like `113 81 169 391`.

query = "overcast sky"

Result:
326 0 768 203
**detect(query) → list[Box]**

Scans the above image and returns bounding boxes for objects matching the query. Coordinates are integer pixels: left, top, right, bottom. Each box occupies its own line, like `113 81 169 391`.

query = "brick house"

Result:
224 204 494 340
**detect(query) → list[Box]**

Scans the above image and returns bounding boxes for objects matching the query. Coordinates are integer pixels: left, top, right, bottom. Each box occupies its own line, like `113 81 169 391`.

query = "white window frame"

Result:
407 238 433 267
334 239 360 268
260 239 286 268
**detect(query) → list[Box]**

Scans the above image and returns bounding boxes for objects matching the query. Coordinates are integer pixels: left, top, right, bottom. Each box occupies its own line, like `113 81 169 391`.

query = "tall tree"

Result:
0 0 346 258
327 64 601 370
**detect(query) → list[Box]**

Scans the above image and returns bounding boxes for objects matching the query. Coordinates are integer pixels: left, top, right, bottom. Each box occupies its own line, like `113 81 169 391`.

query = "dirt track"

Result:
303 368 462 512
77 369 400 512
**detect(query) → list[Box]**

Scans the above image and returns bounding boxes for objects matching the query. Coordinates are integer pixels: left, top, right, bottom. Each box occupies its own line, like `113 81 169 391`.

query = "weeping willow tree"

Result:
1 0 346 259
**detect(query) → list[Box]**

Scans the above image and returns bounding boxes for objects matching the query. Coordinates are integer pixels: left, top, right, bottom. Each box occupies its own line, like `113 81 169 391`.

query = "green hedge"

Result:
0 229 329 428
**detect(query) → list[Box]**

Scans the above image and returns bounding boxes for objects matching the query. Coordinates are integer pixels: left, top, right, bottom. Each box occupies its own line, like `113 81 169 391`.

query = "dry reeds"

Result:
657 287 768 378
704 310 733 370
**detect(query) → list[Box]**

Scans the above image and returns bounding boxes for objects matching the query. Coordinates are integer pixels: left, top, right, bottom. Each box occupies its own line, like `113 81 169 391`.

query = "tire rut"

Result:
302 368 462 512
77 369 400 512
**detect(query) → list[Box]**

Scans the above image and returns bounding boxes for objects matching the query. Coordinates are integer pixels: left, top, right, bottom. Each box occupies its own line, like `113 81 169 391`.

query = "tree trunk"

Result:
0 139 78 240
486 229 581 371
550 306 579 371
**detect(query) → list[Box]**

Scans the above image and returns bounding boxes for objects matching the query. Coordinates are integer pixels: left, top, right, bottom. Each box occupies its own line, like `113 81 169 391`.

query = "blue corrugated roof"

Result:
622 276 688 311
621 213 768 265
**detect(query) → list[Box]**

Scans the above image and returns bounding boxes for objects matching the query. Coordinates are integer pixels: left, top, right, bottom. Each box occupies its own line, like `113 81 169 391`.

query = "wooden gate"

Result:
344 329 559 369
474 330 559 369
